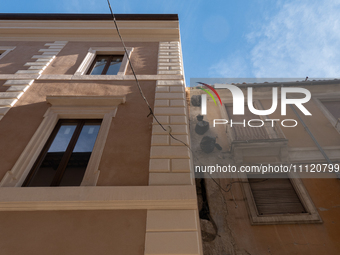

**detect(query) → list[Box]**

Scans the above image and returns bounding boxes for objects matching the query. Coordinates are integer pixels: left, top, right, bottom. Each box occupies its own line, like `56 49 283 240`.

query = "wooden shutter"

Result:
248 173 306 215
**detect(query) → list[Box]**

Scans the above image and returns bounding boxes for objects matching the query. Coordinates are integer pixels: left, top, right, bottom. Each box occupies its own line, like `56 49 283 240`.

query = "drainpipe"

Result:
290 105 340 179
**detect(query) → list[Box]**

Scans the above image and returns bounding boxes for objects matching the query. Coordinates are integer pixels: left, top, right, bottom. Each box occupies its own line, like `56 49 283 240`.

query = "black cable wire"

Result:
106 0 152 115
225 178 269 192
107 0 194 147
106 0 261 196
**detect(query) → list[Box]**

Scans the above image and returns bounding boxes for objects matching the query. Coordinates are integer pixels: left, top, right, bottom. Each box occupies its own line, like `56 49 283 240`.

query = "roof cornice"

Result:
0 15 180 42
226 79 340 88
0 13 178 21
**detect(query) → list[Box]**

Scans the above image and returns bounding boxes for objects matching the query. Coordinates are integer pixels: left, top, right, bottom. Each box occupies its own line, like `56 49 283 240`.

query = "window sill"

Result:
249 212 322 225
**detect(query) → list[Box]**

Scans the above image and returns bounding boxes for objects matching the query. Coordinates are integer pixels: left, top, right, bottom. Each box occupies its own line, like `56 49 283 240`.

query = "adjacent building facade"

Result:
191 80 340 254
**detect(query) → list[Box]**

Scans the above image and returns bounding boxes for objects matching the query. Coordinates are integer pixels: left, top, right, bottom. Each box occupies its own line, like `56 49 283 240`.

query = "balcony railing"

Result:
228 121 286 143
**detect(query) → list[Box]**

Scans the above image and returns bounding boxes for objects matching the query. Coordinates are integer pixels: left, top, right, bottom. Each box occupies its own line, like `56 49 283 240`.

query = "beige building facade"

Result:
0 14 202 255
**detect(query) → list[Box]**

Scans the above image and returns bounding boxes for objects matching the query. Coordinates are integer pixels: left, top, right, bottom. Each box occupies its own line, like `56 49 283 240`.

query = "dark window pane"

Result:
88 55 124 75
106 56 123 75
58 152 91 186
28 124 76 187
90 56 109 75
24 120 101 187
59 123 100 186
28 152 64 187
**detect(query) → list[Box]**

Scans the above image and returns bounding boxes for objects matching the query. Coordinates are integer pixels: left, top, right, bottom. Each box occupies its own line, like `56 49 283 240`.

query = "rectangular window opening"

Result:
87 55 123 75
248 173 307 215
22 119 102 187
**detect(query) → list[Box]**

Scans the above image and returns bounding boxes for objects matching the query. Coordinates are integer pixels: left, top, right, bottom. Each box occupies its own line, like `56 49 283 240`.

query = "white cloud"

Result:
250 0 340 77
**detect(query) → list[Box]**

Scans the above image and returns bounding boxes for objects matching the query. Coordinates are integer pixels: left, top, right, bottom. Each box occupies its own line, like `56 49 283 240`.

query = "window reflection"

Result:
73 124 100 152
89 56 109 75
23 120 102 187
88 55 123 75
59 124 100 186
106 56 123 75
48 125 76 152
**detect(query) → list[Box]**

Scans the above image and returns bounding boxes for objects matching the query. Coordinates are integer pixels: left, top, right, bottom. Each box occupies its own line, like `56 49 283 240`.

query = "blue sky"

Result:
3 0 340 85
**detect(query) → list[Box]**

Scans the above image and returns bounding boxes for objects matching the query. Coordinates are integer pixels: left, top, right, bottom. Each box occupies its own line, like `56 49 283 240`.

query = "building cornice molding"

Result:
0 13 179 21
0 186 197 211
0 20 180 42
0 74 184 81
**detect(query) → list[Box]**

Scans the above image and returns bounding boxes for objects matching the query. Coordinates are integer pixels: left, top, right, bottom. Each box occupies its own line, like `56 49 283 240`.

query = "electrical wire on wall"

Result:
104 2 276 241
106 0 191 148
105 0 265 204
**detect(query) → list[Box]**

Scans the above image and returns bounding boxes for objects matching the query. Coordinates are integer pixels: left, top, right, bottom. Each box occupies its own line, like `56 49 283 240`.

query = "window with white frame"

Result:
0 95 125 187
75 47 133 76
22 119 102 187
240 172 322 224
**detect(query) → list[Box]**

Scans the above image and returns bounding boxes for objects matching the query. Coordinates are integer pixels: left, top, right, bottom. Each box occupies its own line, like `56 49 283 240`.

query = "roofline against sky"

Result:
226 79 340 88
0 13 179 21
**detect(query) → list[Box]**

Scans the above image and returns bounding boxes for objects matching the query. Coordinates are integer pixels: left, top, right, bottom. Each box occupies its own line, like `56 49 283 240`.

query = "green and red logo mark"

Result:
197 82 222 106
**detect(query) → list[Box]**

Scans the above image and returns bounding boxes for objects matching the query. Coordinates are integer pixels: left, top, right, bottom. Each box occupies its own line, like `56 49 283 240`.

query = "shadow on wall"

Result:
44 42 158 75
0 80 7 92
0 42 46 74
0 78 156 187
0 101 49 181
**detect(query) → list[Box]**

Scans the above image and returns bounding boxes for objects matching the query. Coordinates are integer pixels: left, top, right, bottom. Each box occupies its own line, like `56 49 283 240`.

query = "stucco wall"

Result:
207 177 340 255
0 79 155 186
0 41 159 75
0 41 46 74
261 99 340 148
0 80 6 92
43 41 158 75
0 40 159 186
0 210 147 255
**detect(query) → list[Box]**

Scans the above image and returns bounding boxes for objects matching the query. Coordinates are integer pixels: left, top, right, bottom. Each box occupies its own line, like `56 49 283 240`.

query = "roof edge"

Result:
0 13 179 21
226 79 340 88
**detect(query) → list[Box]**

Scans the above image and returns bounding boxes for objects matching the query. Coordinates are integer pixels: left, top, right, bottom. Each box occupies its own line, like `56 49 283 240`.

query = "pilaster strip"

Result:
150 41 191 185
157 41 182 75
148 41 203 255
